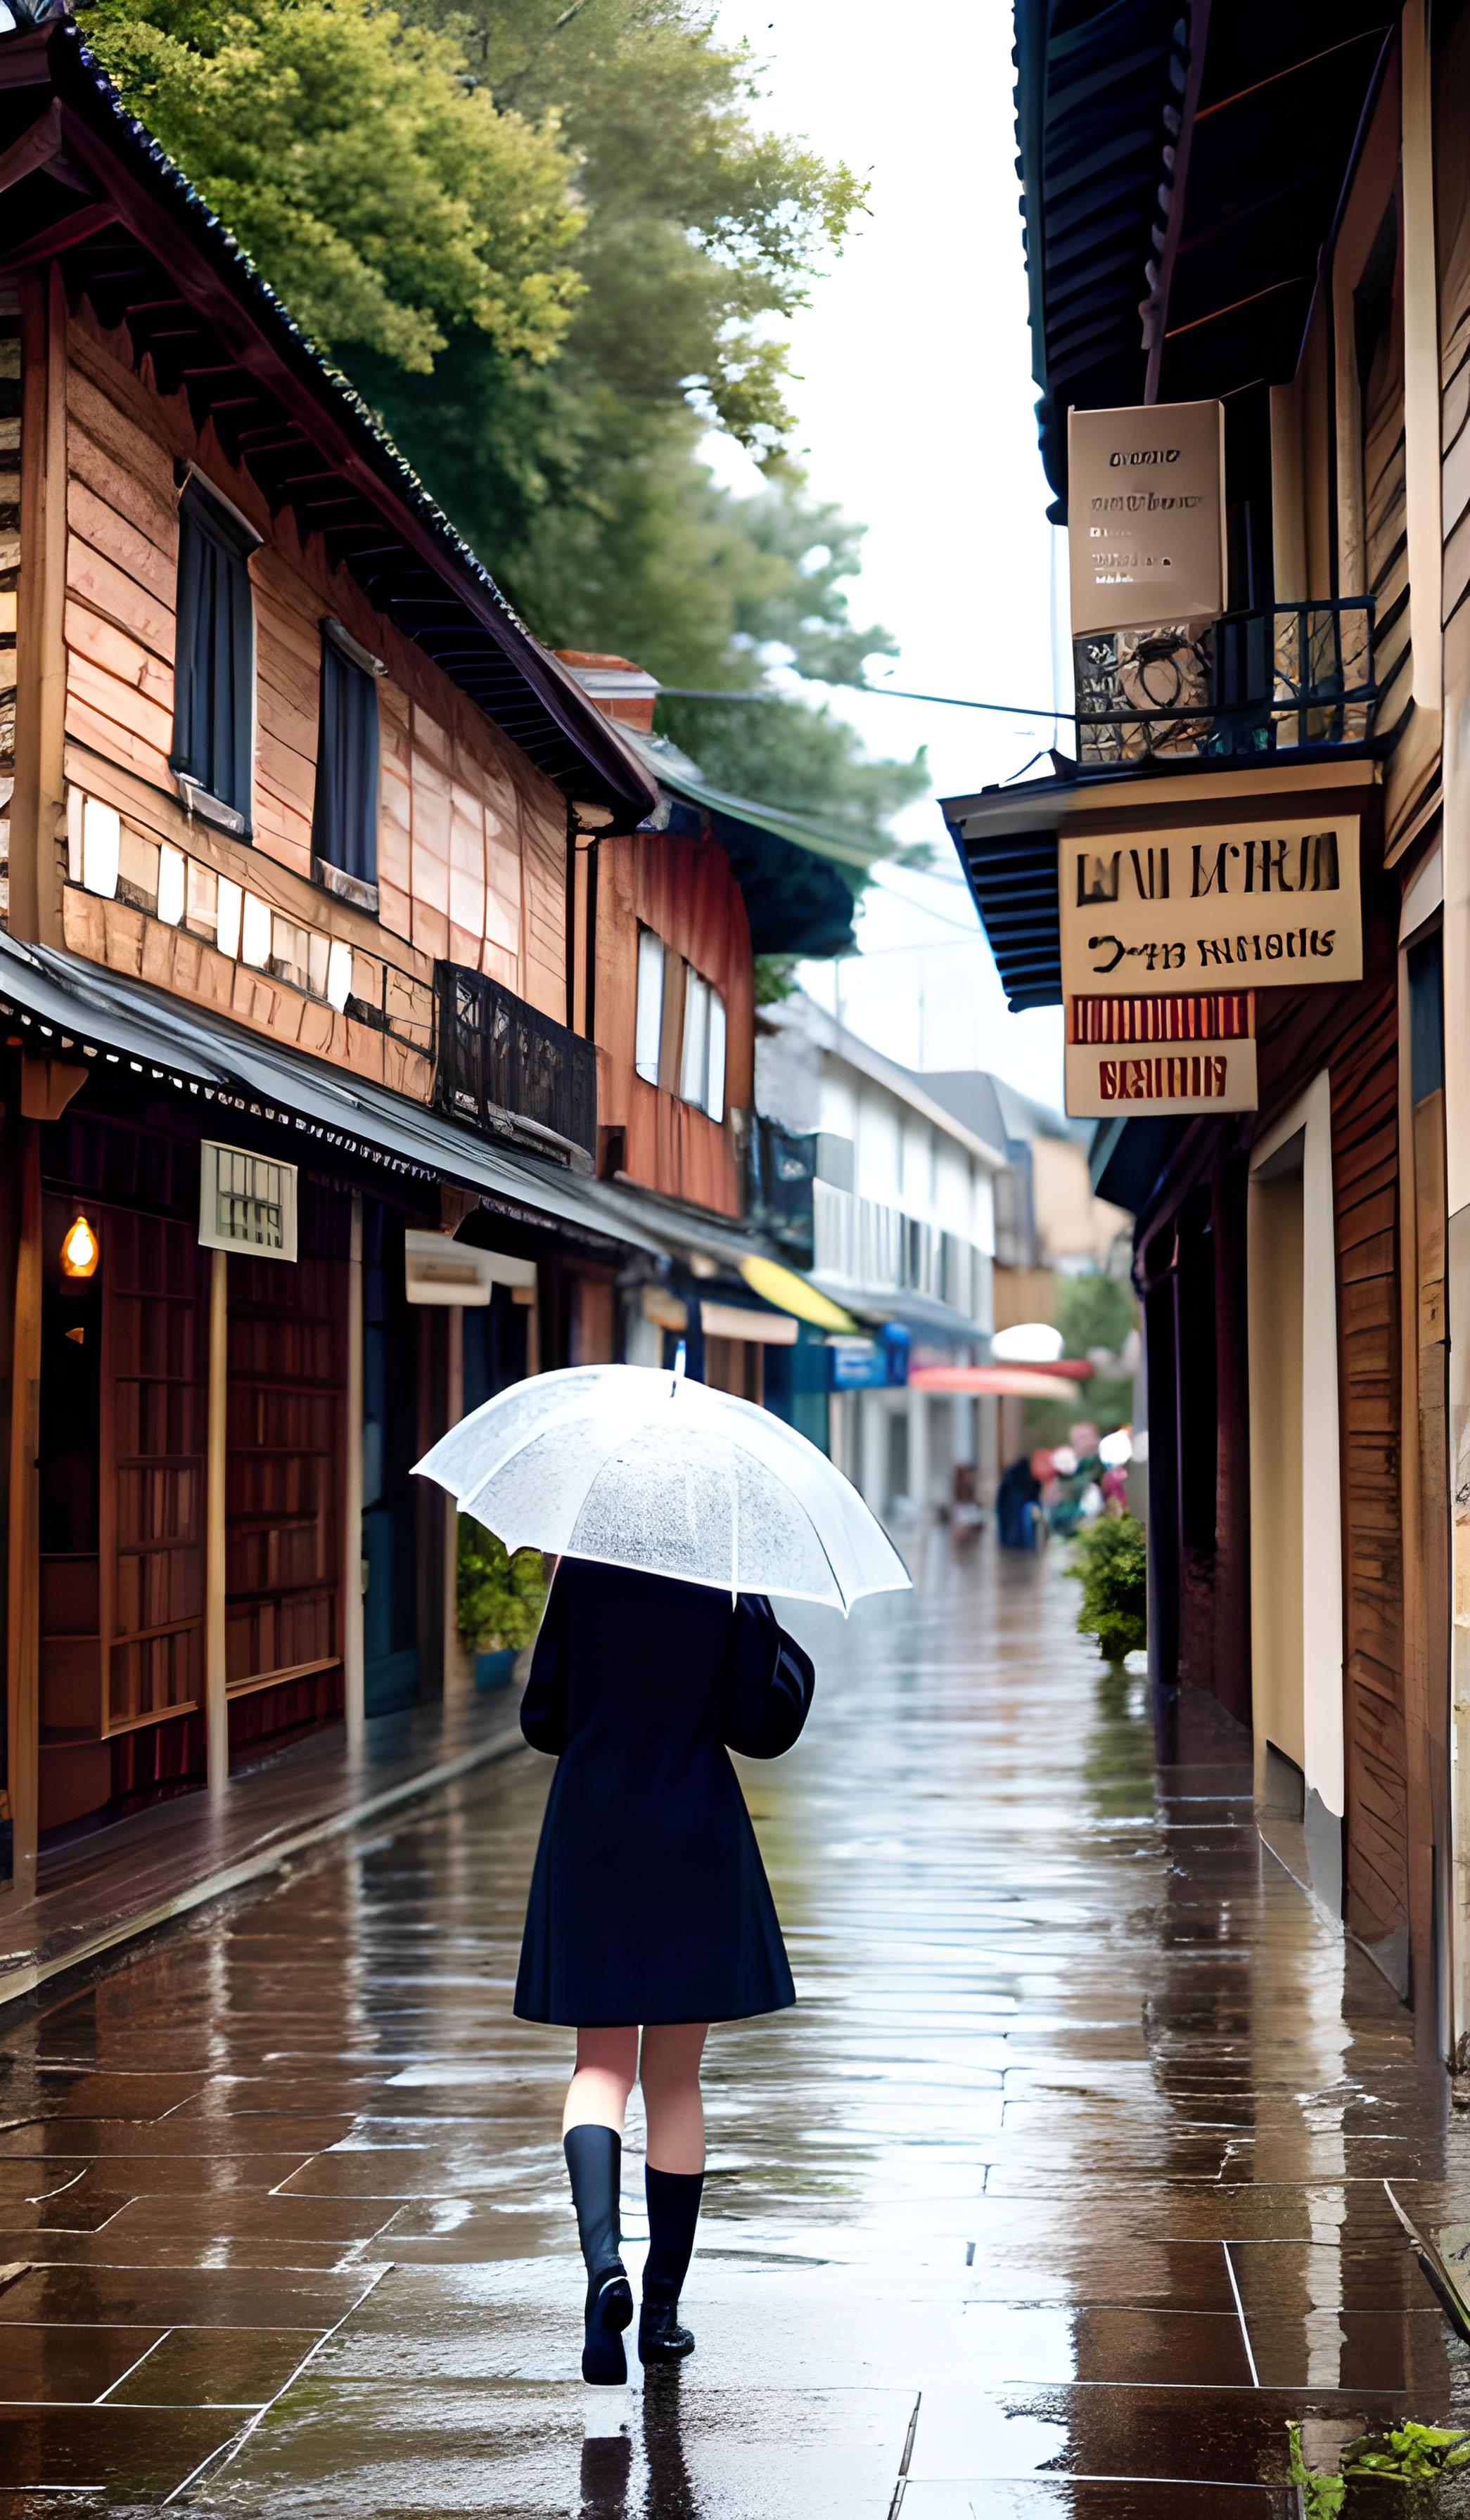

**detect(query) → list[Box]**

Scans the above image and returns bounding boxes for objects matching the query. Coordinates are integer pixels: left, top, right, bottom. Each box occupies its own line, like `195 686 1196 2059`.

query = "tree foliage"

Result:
402 0 863 454
1054 1269 1137 1363
88 0 584 371
90 0 922 859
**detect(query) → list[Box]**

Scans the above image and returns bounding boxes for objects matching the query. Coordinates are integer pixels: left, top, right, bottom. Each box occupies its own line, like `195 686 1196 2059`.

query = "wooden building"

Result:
0 8 665 1913
950 0 1470 2045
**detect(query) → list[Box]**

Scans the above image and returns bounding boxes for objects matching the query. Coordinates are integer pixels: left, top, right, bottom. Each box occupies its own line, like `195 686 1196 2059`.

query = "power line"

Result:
656 684 1070 719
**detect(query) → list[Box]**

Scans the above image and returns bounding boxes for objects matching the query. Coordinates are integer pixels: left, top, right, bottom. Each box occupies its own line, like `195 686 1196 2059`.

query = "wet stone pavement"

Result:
1 1540 1470 2516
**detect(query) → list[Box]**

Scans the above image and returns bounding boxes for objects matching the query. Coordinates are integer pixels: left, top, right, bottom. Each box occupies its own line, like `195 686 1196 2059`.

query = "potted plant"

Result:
456 1516 547 1690
1066 1512 1147 1664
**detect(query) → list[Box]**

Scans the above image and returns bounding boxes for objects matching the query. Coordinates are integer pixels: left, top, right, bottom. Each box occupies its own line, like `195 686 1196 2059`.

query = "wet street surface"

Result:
1 1536 1469 2514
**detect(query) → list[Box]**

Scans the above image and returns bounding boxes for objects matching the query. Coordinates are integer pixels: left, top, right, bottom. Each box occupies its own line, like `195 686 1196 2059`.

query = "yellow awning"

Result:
737 1256 857 1332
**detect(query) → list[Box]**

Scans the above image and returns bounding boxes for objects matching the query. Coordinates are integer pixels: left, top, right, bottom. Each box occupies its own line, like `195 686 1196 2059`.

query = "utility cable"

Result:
656 685 1070 719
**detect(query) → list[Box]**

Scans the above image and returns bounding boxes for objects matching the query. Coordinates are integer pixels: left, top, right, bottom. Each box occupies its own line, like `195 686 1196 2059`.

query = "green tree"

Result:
88 0 584 372
402 0 862 454
370 1 905 831
1055 1268 1137 1362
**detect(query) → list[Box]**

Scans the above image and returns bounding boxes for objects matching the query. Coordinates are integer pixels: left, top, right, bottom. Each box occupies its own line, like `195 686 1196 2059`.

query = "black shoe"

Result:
583 2261 634 2384
639 2291 695 2364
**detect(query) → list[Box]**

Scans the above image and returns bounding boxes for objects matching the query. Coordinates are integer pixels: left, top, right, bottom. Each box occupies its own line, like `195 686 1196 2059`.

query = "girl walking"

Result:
515 1555 815 2382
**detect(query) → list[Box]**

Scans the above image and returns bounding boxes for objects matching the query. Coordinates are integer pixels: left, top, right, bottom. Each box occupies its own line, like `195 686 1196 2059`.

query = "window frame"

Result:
634 925 666 1084
679 967 710 1105
312 617 385 913
169 470 260 837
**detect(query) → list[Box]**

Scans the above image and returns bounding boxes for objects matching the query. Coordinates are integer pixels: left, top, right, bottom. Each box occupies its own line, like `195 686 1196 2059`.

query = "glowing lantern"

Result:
60 1214 99 1280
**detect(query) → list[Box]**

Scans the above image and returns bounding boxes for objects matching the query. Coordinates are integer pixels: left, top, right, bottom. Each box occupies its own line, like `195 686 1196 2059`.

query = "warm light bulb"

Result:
60 1214 99 1280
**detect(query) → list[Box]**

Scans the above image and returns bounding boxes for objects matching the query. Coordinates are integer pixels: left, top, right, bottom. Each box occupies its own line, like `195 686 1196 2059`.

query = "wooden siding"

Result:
1439 2 1470 627
49 303 570 1079
0 284 20 927
1332 984 1411 1968
1147 813 1418 1995
594 825 755 1215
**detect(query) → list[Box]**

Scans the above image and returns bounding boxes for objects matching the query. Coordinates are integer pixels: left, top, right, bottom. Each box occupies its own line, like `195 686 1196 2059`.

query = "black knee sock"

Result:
643 2165 703 2305
564 2126 625 2277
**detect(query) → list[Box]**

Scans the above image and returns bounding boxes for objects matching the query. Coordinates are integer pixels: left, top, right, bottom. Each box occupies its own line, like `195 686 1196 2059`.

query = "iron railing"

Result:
434 963 596 1160
1073 600 1376 766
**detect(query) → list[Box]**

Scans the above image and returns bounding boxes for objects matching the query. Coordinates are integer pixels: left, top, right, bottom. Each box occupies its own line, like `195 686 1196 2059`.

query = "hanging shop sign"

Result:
1068 399 1227 636
1056 815 1362 1119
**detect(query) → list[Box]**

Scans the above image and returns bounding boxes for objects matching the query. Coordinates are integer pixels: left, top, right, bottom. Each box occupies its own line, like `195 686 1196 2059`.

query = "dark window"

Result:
1408 930 1444 1105
170 475 255 830
312 624 380 904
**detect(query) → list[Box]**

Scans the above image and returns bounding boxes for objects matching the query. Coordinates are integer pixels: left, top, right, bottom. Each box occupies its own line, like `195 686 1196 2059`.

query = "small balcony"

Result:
434 963 596 1164
1073 600 1375 768
743 1115 816 1264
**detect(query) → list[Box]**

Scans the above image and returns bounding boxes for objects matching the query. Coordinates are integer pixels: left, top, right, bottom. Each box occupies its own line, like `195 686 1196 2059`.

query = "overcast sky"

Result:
708 0 1066 1104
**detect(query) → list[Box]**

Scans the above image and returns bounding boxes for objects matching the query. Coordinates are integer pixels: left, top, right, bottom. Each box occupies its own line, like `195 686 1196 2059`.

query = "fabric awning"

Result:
737 1256 856 1332
909 1364 1082 1399
0 934 669 1257
700 1300 797 1346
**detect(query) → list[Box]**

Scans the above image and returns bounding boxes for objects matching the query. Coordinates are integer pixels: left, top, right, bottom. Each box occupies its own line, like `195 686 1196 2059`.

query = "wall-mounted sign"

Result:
1066 1039 1259 1119
1068 399 1226 636
1057 815 1363 1119
1065 990 1258 1119
199 1143 298 1261
403 1231 536 1306
1058 818 1362 1003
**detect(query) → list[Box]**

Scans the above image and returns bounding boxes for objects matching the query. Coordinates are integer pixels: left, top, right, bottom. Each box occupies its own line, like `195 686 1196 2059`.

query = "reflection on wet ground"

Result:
0 1535 1467 2513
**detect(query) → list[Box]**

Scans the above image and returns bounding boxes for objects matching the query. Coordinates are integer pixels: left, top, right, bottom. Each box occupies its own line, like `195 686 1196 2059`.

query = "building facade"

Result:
755 994 1002 1517
952 0 1470 2046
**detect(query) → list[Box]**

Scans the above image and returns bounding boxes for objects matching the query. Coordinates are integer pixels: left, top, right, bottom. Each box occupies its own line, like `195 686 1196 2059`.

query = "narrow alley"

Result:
0 1538 1466 2515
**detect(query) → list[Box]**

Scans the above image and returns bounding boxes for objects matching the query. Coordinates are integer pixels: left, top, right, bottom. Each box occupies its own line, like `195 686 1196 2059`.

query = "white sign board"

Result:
1059 817 1362 1001
1068 399 1227 636
1065 1036 1259 1119
403 1231 537 1306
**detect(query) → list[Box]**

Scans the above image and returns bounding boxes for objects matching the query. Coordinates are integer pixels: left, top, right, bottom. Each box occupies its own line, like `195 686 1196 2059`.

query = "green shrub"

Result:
1287 2417 1470 2512
1067 1514 1147 1662
456 1517 547 1654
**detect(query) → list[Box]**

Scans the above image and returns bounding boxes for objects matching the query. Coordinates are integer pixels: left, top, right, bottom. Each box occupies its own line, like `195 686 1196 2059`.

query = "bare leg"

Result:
563 2024 639 2136
639 2021 708 2173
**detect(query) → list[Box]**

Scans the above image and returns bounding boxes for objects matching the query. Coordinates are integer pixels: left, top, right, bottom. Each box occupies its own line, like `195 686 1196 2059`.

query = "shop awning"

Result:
812 1278 984 1346
909 1364 1082 1399
737 1256 857 1333
0 934 670 1257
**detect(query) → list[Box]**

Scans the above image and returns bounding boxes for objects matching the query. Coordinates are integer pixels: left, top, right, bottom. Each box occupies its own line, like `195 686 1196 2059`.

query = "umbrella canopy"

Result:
414 1360 911 1615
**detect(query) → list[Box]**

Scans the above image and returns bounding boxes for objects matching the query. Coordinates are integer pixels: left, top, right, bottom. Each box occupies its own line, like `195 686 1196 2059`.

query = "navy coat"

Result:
513 1559 815 2027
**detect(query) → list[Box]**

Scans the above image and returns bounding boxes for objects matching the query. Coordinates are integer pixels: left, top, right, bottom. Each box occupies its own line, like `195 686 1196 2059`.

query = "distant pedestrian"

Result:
995 1454 1043 1550
516 1556 815 2384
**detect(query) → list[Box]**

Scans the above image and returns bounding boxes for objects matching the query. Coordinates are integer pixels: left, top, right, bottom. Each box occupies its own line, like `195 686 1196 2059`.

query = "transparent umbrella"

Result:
414 1353 911 1615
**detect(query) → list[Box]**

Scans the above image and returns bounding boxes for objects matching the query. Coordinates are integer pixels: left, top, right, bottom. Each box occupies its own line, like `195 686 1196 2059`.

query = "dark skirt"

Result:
512 1560 814 2027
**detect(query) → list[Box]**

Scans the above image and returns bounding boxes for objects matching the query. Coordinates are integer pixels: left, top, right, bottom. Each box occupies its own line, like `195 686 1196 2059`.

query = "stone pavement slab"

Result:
0 1536 1466 2514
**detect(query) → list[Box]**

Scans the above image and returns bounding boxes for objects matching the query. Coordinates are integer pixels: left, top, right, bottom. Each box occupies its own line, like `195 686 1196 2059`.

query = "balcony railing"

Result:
1073 600 1376 766
744 1115 816 1263
434 963 596 1161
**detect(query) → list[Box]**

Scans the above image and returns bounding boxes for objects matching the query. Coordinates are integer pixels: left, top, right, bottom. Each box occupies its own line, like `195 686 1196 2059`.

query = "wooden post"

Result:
343 1191 364 1743
205 1247 229 1792
442 1298 466 1701
6 1124 42 1898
